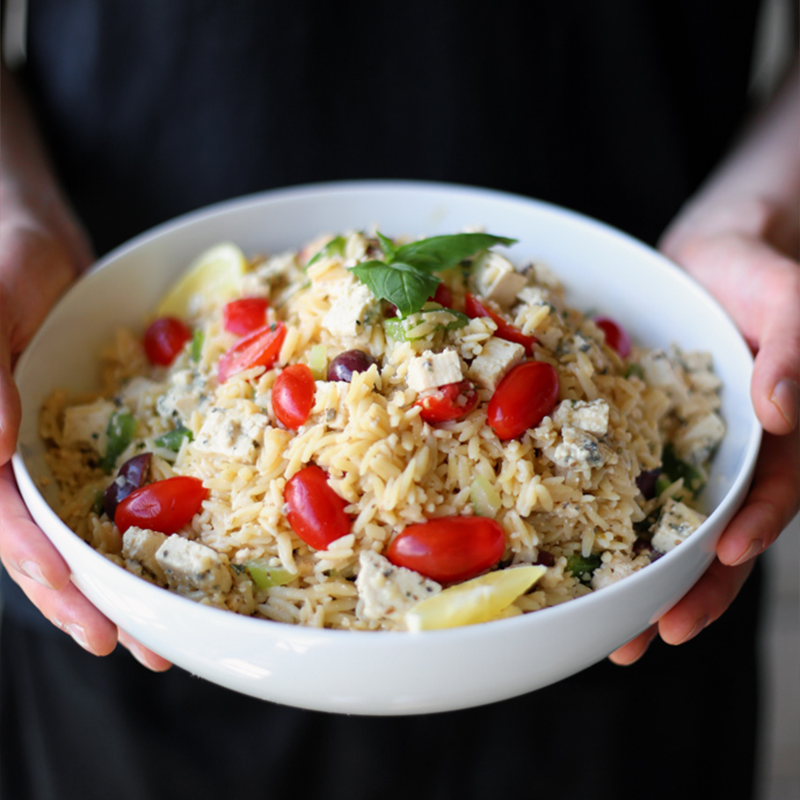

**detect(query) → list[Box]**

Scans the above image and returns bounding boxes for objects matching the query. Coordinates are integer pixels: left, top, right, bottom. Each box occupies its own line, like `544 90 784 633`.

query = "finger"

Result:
657 557 754 645
0 462 71 591
716 431 800 567
0 359 22 466
10 568 119 655
608 624 658 666
118 629 173 672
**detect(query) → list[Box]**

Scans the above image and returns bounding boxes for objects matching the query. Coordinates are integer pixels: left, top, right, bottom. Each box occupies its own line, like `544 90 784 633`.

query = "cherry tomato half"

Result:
273 363 316 430
416 379 479 423
593 316 631 358
464 293 536 354
217 321 287 383
284 465 351 550
143 317 192 366
223 297 270 336
487 360 559 440
386 516 505 584
431 282 453 308
115 476 207 535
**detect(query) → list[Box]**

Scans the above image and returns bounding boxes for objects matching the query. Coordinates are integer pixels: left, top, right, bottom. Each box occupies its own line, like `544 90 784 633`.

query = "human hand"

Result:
0 64 172 669
610 208 800 665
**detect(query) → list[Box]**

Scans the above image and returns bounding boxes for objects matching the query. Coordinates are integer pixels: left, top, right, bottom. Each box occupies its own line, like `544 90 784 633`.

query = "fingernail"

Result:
732 538 763 566
64 623 91 652
771 379 799 429
677 615 710 645
127 641 158 670
20 560 56 590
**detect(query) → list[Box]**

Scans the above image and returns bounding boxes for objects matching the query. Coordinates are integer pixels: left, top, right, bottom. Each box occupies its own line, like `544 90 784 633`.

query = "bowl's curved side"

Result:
12 181 761 715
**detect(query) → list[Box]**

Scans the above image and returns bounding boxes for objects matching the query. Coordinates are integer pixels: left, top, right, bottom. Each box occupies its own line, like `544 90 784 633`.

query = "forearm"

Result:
661 57 800 258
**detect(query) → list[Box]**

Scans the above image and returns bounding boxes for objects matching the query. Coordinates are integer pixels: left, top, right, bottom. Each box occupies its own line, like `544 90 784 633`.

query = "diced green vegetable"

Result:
154 424 193 452
384 307 470 341
470 475 502 518
661 444 705 494
245 560 298 590
565 553 602 584
306 235 347 267
625 363 645 380
190 329 204 363
308 344 327 380
91 489 104 516
99 410 137 473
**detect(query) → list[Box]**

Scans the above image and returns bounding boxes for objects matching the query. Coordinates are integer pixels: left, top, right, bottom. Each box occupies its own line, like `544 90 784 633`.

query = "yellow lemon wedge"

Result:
405 565 547 632
155 242 248 319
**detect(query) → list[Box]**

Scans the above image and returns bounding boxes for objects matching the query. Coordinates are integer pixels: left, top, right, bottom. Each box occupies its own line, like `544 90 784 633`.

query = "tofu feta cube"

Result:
155 535 233 596
322 280 379 338
407 349 463 392
651 499 707 553
62 400 117 454
674 411 726 465
193 403 269 463
122 526 168 583
552 399 610 436
472 251 527 308
552 426 607 472
466 337 525 391
156 370 207 422
356 551 441 626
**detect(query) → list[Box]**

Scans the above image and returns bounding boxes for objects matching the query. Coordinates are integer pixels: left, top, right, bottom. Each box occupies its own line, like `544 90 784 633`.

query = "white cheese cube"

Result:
62 400 117 454
407 349 463 392
193 403 269 463
553 399 610 436
472 251 527 308
467 337 525 391
322 280 379 338
552 426 607 472
356 551 441 625
155 535 233 595
651 499 707 553
674 412 726 465
122 526 168 583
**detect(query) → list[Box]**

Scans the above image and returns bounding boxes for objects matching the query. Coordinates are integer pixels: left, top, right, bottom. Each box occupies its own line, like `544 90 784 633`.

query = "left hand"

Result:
611 215 800 665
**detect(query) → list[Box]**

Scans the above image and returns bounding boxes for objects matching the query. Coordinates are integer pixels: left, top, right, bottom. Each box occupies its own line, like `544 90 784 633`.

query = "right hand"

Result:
0 183 172 671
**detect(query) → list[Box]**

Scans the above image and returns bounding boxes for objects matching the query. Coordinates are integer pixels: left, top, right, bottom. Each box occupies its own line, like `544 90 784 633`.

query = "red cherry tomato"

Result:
223 297 270 336
143 317 192 366
416 379 479 423
114 476 207 535
386 516 505 584
284 465 351 550
487 360 560 440
431 282 453 308
217 322 286 383
273 363 316 430
464 293 536 354
593 316 631 358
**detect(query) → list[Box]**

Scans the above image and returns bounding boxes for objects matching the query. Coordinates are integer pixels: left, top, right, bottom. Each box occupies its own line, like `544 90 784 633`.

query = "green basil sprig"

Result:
351 232 516 317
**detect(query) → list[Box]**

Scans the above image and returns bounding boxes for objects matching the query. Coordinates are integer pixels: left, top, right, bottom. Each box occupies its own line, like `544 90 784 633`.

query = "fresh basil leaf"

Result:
307 235 347 267
154 424 194 452
376 232 397 262
351 260 440 318
393 233 517 272
100 410 137 474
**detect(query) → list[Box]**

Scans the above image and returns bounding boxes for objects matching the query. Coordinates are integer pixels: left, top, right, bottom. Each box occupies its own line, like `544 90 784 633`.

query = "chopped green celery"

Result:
190 328 204 362
308 344 327 380
565 553 602 584
154 424 193 452
661 444 705 494
470 475 502 517
99 410 137 473
625 363 645 380
306 235 347 268
245 560 298 590
655 474 673 496
384 306 469 341
91 489 104 516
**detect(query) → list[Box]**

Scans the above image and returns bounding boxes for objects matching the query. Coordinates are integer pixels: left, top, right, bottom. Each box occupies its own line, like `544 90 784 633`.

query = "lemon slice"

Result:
405 565 546 632
155 242 247 318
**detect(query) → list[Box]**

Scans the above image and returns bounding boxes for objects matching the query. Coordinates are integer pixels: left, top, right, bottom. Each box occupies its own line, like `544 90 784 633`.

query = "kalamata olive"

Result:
103 452 152 519
636 468 661 499
535 550 556 567
327 349 377 382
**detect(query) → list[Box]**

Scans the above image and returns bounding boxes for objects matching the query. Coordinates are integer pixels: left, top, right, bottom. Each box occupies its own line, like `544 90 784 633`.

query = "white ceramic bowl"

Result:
12 181 761 715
